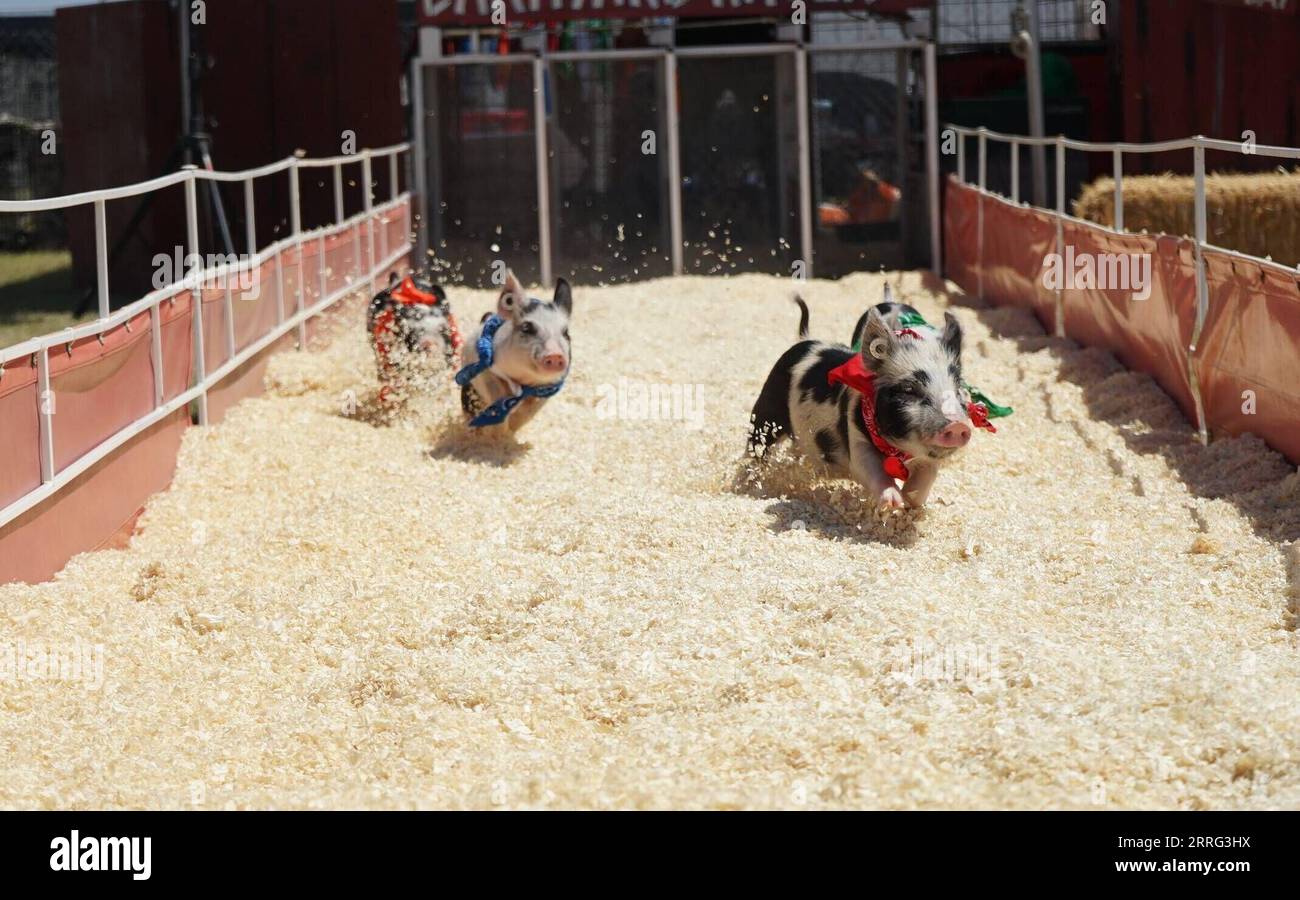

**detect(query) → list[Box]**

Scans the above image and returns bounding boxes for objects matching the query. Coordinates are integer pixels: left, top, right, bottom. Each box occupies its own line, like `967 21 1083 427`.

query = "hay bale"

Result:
1074 169 1300 267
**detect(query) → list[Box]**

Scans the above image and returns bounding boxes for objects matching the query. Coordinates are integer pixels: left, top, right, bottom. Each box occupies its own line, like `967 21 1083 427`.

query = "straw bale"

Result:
1074 170 1300 266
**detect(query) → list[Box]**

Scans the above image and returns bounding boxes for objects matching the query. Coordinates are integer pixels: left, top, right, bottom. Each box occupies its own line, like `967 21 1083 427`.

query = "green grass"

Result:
0 250 96 350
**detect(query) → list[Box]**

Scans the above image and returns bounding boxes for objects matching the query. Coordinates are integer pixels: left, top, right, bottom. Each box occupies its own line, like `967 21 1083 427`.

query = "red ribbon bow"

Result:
372 278 463 404
384 277 462 354
827 354 996 485
967 400 995 433
827 355 913 484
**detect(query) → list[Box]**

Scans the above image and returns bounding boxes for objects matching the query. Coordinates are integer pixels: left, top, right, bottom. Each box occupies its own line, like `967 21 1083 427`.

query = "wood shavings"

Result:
1 273 1297 810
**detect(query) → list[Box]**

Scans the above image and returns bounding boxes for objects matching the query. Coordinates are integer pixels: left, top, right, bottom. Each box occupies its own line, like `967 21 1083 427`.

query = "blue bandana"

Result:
453 314 566 427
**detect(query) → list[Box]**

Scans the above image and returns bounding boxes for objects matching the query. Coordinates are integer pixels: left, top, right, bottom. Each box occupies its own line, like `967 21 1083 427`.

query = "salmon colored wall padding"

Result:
1 201 412 584
945 177 1300 466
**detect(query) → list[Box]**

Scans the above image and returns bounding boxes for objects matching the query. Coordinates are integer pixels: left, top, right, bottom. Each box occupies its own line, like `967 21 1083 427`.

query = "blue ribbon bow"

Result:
454 314 566 427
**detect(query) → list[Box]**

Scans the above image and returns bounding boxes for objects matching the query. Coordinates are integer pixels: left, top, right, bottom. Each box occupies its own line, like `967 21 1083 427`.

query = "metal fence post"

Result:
243 178 257 256
400 149 410 251
795 45 814 280
328 163 342 299
362 152 376 293
36 347 54 482
1010 140 1020 203
352 179 363 280
399 149 410 247
275 234 286 325
664 50 684 277
924 41 941 278
382 151 397 264
183 166 209 425
94 199 110 318
318 228 328 309
150 302 164 408
289 156 306 349
1112 148 1124 231
224 281 236 360
977 127 986 301
1189 140 1211 445
532 56 553 287
411 58 429 266
1054 136 1066 338
894 48 909 272
333 163 344 228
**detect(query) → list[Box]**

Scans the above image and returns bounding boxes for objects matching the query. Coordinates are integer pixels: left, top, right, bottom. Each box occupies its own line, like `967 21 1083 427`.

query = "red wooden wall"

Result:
56 1 184 296
56 0 403 295
1122 0 1300 173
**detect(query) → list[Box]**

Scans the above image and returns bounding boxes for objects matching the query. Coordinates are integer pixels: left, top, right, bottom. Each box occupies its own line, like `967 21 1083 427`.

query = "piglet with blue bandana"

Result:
455 269 572 433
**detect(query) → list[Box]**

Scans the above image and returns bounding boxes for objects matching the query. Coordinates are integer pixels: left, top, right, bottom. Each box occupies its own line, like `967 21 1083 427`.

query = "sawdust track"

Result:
2 272 1297 809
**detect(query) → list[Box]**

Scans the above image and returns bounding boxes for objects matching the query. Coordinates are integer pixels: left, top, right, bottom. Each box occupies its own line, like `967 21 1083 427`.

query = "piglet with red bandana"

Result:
367 271 462 400
748 286 996 512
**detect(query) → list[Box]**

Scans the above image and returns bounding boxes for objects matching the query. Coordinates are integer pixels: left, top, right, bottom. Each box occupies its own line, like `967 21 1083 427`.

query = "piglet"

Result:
455 270 572 433
368 271 461 398
748 286 983 511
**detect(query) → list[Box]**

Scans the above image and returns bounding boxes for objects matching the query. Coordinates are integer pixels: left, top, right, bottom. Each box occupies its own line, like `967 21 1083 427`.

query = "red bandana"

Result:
371 278 462 382
373 278 464 401
826 353 997 485
389 277 463 353
827 355 913 483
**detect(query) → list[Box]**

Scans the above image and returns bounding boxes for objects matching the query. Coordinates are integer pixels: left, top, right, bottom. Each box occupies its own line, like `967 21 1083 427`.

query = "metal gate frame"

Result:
412 40 940 284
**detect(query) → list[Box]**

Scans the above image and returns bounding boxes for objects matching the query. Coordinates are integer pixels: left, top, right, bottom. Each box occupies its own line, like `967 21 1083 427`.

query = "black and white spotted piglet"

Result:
748 286 974 511
367 272 461 396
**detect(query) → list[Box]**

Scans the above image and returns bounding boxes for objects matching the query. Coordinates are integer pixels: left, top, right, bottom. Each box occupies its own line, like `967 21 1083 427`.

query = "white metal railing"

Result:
412 41 942 284
945 124 1300 445
0 144 411 530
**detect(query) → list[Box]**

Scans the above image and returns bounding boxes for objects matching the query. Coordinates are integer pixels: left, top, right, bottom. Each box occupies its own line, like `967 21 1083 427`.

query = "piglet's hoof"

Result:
878 486 905 512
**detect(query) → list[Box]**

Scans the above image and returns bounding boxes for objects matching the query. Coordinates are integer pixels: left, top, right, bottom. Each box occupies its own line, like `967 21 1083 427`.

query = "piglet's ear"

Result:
859 307 896 371
553 278 573 316
497 269 525 320
388 271 401 289
941 311 963 361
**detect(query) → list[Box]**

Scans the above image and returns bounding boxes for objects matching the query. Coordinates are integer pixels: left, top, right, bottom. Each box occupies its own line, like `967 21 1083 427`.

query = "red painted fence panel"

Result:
946 177 1300 465
2 194 412 583
1198 250 1300 462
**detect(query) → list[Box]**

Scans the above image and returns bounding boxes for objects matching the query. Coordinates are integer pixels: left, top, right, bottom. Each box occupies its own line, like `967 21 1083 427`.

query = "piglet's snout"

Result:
539 351 568 373
930 421 971 448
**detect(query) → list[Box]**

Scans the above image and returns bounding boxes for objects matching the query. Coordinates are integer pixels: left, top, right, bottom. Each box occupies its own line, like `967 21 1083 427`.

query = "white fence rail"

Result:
945 124 1300 445
0 144 412 530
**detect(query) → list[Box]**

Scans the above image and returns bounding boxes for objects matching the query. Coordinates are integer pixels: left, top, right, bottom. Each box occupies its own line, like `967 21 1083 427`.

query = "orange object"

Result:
822 170 902 227
819 203 851 227
845 170 902 225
